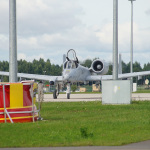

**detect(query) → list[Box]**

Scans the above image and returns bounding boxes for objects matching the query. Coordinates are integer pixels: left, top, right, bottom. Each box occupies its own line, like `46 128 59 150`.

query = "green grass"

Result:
0 101 150 147
133 90 150 93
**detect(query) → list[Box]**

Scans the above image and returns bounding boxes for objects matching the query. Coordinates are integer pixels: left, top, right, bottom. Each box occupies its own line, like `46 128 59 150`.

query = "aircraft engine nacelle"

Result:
90 59 109 75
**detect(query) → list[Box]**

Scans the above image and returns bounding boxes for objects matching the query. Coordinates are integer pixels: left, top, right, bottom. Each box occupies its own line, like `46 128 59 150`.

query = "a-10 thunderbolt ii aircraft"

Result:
0 49 150 99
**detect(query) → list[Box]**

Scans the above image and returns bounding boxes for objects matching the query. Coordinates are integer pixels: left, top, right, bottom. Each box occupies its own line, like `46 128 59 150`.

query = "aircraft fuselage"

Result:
62 64 90 82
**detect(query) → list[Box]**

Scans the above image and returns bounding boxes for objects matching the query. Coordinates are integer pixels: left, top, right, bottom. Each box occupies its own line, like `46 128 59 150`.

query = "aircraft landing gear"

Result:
67 93 70 99
66 83 71 99
53 84 60 99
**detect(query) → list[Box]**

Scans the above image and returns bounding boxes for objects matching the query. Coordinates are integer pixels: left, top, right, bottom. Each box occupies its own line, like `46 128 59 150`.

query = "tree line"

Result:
0 58 62 82
0 58 62 76
0 58 150 84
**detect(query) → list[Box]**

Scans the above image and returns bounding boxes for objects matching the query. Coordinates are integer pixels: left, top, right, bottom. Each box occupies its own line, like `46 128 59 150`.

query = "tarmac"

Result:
1 140 150 150
1 93 150 150
42 93 150 102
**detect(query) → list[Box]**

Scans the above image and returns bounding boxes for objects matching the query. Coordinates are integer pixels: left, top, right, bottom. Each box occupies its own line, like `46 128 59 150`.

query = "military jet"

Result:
0 49 150 99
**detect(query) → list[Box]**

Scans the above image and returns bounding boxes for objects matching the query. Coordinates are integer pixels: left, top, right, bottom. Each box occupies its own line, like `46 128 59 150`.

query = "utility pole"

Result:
128 0 136 91
102 0 131 105
113 0 118 80
9 0 18 82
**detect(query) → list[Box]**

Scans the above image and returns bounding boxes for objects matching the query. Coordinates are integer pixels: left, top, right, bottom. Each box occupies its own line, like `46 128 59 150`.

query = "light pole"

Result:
128 0 136 91
113 0 118 80
9 0 17 82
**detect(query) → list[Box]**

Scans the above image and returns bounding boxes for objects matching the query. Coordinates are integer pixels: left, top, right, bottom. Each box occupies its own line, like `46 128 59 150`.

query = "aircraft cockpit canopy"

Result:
64 49 79 69
64 60 78 69
67 49 77 61
66 49 79 63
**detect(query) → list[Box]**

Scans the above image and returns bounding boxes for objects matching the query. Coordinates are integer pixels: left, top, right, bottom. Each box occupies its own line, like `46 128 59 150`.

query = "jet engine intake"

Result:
49 81 55 85
90 59 109 75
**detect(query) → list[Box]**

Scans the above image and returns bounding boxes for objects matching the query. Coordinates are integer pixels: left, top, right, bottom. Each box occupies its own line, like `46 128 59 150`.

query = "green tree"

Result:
107 65 112 75
71 84 77 92
133 61 142 72
82 59 92 68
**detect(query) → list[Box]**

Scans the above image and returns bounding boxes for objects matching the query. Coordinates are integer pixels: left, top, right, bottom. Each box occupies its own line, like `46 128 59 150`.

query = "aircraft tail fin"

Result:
63 54 66 63
63 54 66 71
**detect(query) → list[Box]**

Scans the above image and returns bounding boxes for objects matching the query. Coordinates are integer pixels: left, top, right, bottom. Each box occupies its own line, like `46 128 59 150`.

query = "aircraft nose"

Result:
63 74 70 80
63 70 73 81
63 72 70 80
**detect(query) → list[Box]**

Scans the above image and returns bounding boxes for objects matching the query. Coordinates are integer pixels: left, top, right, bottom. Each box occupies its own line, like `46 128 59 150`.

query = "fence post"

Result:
31 83 35 122
3 84 7 123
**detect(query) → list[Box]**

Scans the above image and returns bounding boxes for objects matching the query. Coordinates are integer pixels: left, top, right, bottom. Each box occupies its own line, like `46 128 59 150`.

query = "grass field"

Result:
0 101 150 148
133 90 150 93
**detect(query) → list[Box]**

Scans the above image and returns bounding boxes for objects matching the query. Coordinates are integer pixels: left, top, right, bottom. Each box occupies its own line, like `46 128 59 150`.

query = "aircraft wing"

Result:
86 71 150 81
0 71 62 82
0 70 150 82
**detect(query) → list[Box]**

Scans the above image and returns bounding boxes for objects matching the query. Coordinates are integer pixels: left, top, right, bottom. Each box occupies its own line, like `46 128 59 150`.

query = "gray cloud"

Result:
0 0 9 34
17 0 83 36
145 9 150 15
0 0 83 36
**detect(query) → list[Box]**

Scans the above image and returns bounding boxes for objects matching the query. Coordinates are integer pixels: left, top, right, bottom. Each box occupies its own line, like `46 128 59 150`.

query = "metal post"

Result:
128 0 136 91
31 83 35 122
9 0 18 82
3 85 7 123
113 0 118 80
5 109 13 123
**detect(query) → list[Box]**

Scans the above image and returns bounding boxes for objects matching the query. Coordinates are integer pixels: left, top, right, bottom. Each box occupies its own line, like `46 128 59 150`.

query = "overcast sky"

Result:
0 0 150 66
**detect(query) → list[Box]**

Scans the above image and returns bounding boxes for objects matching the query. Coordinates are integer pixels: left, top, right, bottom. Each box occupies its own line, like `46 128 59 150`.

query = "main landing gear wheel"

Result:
53 84 60 99
67 93 70 99
53 90 57 99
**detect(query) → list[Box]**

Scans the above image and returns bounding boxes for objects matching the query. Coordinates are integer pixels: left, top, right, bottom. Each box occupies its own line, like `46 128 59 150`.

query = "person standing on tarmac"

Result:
38 81 44 102
38 81 44 120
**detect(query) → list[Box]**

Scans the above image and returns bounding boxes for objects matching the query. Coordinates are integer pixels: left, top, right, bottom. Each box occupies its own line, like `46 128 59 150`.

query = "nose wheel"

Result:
53 89 58 99
53 83 71 99
53 84 60 99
